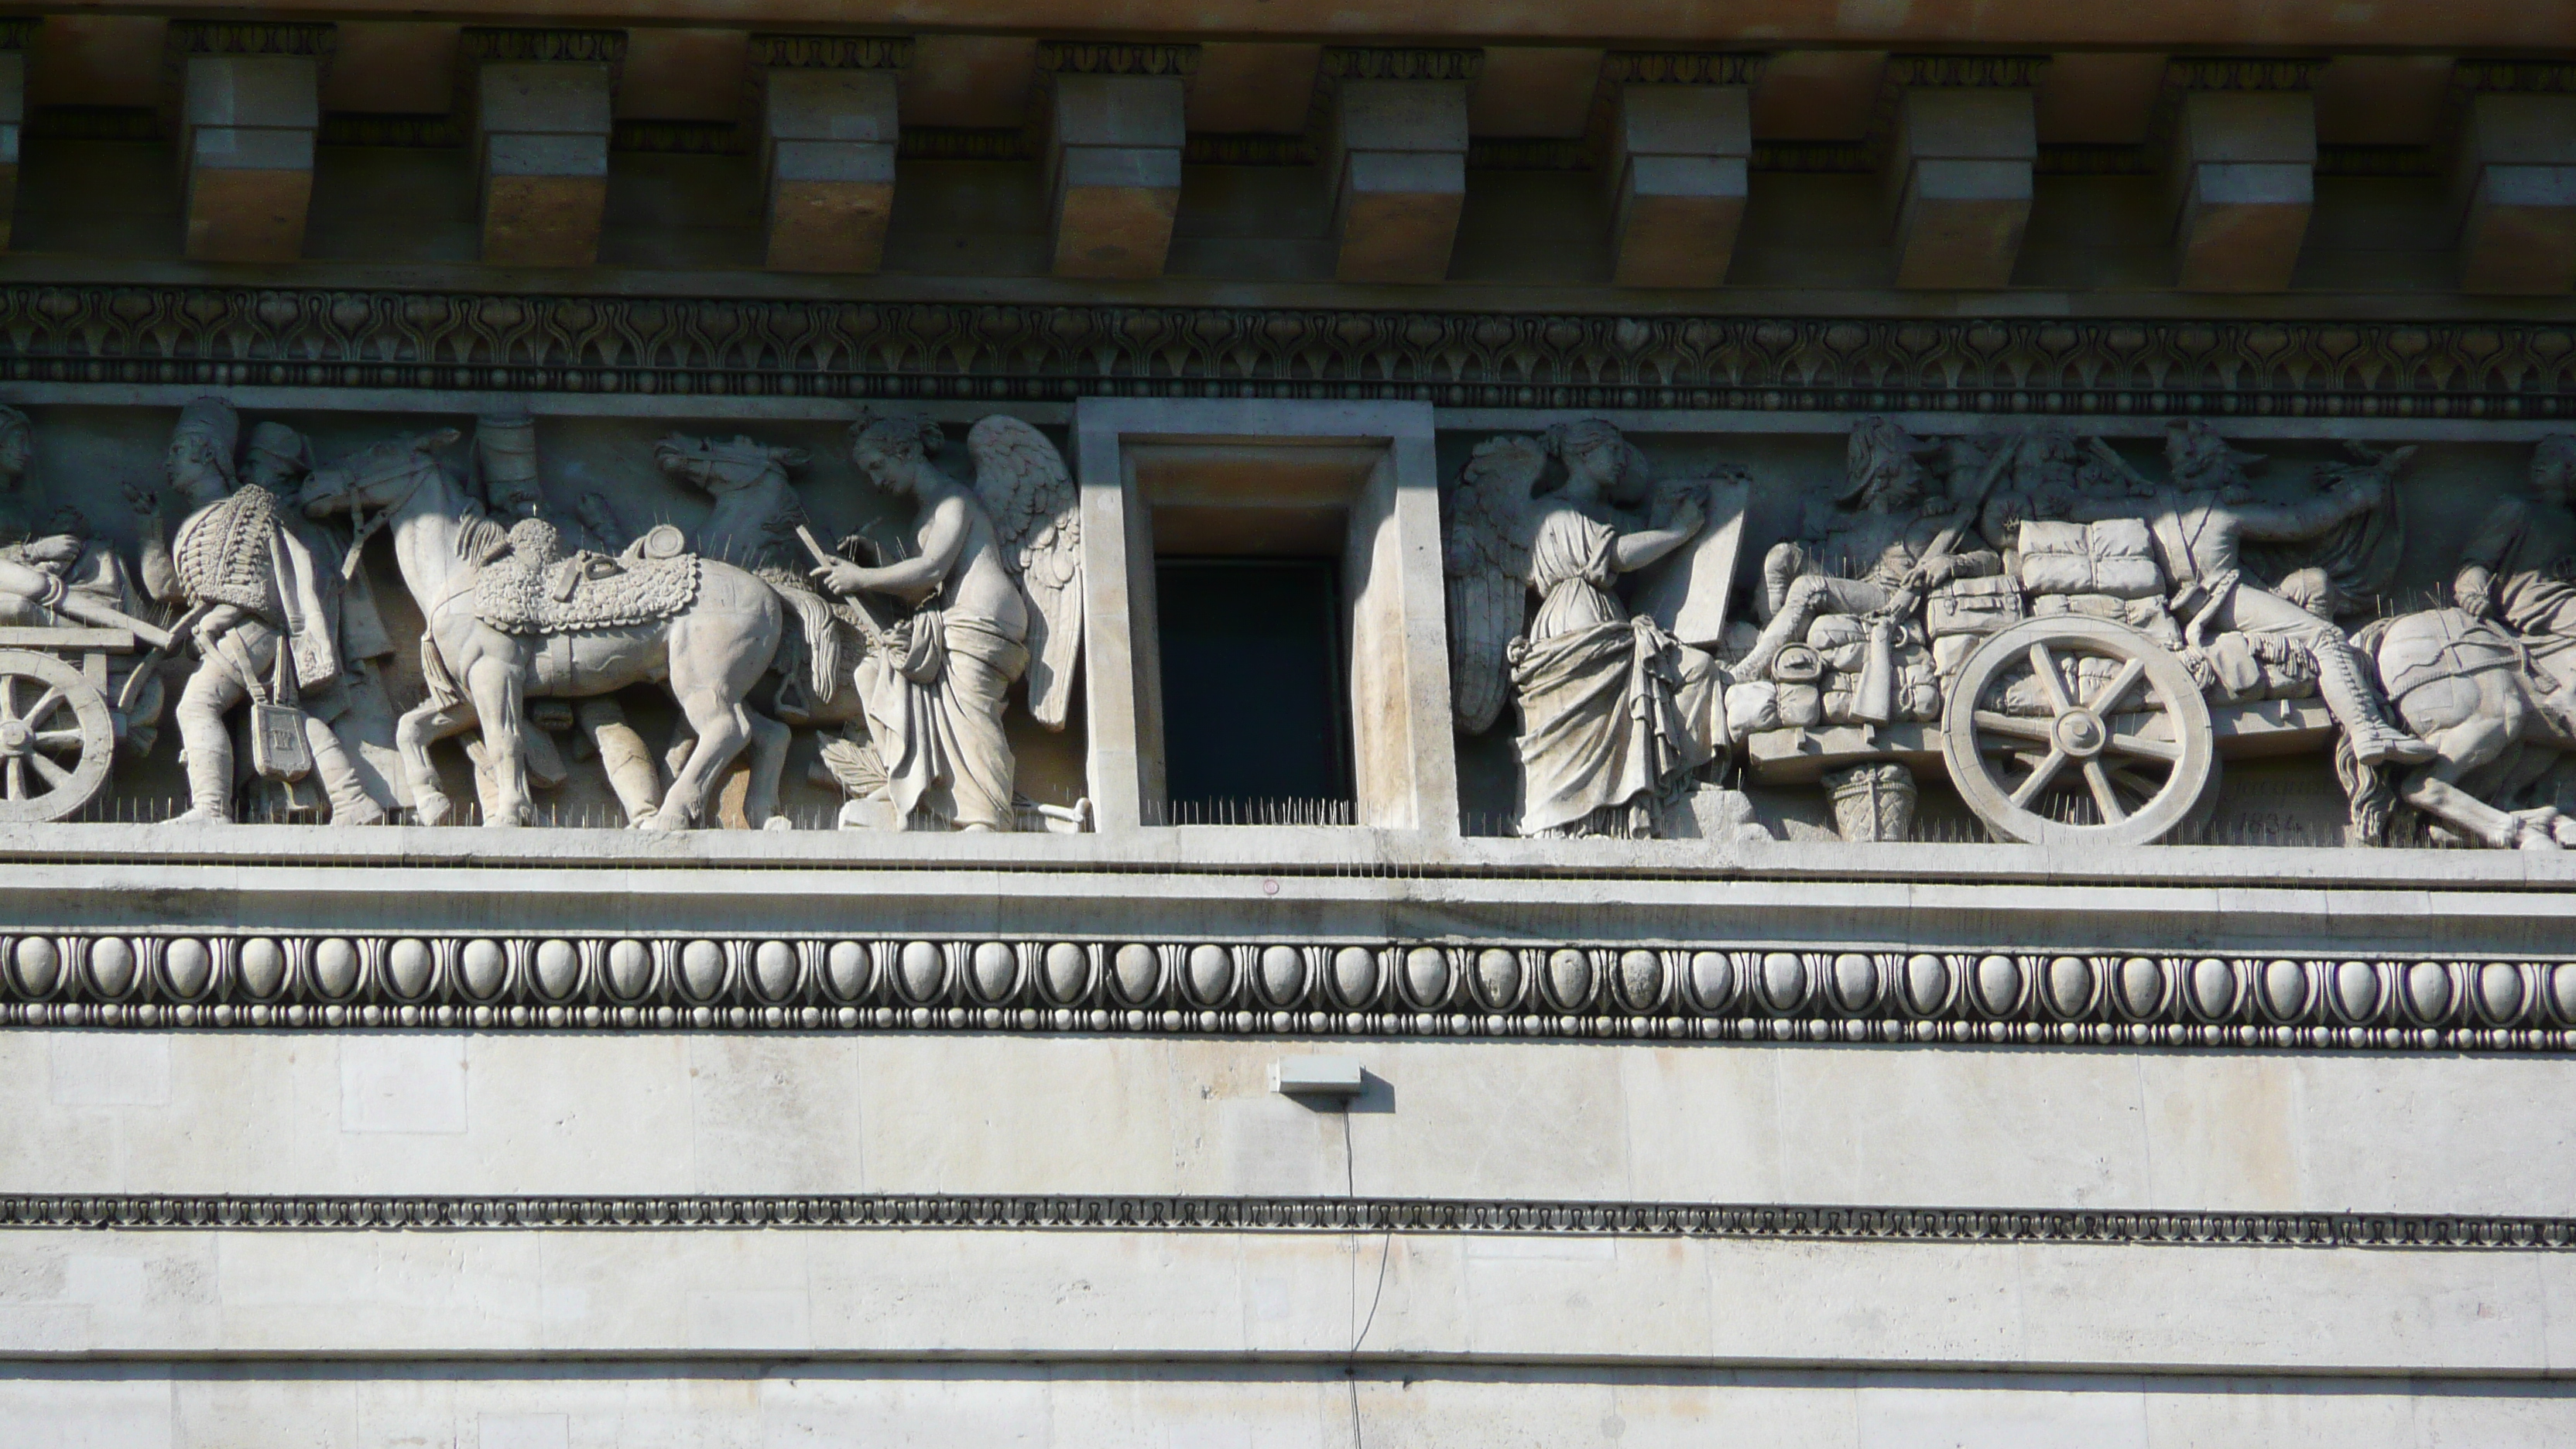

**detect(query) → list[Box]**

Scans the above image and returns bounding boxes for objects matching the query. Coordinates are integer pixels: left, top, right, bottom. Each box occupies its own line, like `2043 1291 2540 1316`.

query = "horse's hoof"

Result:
762 815 794 832
413 793 454 828
2520 827 2563 851
638 812 684 832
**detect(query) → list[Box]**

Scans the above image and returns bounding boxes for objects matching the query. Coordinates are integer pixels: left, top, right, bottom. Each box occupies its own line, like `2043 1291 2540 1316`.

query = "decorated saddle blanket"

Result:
473 528 700 635
2378 607 2523 703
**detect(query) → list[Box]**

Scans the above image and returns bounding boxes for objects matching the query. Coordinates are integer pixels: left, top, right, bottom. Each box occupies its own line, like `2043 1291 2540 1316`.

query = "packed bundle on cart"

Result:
0 555 176 822
1738 508 2340 847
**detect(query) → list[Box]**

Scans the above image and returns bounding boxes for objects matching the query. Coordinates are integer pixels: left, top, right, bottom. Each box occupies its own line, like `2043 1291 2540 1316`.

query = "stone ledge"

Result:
1 820 2572 889
0 1362 2567 1449
0 1225 2559 1373
9 1034 2564 1214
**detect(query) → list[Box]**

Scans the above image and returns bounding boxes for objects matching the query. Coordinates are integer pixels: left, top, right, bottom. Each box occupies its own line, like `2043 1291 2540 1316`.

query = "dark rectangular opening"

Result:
1153 558 1354 824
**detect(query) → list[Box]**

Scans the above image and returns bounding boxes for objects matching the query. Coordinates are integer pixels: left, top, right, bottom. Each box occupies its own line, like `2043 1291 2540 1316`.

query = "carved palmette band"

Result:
1 932 2572 1052
2 285 2571 416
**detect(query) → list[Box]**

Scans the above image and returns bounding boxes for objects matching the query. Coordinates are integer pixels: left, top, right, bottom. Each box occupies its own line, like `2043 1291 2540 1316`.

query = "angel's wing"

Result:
966 414 1084 730
1443 434 1543 735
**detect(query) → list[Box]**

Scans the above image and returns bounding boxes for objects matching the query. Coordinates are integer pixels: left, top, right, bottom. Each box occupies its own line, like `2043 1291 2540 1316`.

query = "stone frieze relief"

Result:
1449 417 2576 851
0 397 1083 833
1 395 2574 850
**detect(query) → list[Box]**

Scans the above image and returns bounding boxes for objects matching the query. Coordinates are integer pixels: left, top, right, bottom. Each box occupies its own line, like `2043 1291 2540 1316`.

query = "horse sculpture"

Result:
2349 606 2576 850
298 430 790 830
650 433 851 727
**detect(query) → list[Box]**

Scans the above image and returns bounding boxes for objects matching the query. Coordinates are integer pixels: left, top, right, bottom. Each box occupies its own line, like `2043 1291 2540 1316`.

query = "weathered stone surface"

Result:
9 1031 2575 1214
1046 73 1187 279
0 50 21 252
1886 86 2036 289
179 56 319 264
0 1218 2557 1375
1607 83 1750 288
0 1362 2568 1449
1327 79 1469 284
2454 93 2576 295
2170 90 2316 293
759 67 898 274
474 61 612 268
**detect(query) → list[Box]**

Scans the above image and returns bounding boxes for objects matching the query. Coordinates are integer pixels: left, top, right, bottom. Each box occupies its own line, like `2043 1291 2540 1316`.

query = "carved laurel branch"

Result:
4 933 2573 1051
3 287 2569 416
0 1194 2566 1249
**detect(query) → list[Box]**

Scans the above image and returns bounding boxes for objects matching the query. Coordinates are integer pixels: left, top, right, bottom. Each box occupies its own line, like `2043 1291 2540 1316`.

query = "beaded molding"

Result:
2 933 2571 1051
0 1193 2565 1249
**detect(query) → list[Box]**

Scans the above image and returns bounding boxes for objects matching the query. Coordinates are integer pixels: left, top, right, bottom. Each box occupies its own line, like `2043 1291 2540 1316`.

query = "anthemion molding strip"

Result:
0 1194 2567 1250
3 932 2574 1052
0 286 2567 416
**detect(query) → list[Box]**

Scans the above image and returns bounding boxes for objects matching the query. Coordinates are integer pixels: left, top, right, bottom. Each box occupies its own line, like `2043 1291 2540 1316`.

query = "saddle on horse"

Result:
473 519 700 635
2376 607 2525 707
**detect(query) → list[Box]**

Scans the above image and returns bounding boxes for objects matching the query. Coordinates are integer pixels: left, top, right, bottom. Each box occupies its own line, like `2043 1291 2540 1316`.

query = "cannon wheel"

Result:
0 649 115 824
1940 615 2215 847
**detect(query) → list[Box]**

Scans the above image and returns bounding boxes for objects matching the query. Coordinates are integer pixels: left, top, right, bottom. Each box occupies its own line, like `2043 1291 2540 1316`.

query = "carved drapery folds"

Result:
0 398 1086 832
0 368 2571 851
1444 416 2576 852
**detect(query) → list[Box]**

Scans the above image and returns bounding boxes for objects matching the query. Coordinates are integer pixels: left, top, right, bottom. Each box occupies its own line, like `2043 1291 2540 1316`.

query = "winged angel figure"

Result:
1444 420 1727 838
812 410 1081 831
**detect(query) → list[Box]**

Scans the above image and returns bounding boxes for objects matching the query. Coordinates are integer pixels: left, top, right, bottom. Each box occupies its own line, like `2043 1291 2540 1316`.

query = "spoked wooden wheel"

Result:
0 649 115 823
1939 616 2215 847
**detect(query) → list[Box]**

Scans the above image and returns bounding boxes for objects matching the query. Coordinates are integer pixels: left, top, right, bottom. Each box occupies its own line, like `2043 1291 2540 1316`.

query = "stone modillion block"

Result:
755 40 904 274
470 33 619 267
2452 78 2576 296
1043 52 1190 279
175 33 326 264
2166 63 2320 293
1882 57 2040 290
1602 59 1754 289
1324 51 1475 283
2 6 2575 1444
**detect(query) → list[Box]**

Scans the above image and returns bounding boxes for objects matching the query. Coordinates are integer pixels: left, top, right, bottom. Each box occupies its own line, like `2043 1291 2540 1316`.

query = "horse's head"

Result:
655 433 808 498
300 428 462 519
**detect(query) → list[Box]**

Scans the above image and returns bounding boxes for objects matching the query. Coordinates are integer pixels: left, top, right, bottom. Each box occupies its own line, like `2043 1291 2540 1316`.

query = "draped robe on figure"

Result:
854 608 1030 831
1509 507 1725 837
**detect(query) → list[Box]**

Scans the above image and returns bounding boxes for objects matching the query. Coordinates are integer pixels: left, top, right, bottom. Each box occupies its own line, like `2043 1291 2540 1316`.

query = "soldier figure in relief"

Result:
1736 417 2006 681
0 405 170 758
814 411 1081 832
134 398 385 825
2072 420 2433 768
2456 434 2576 728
